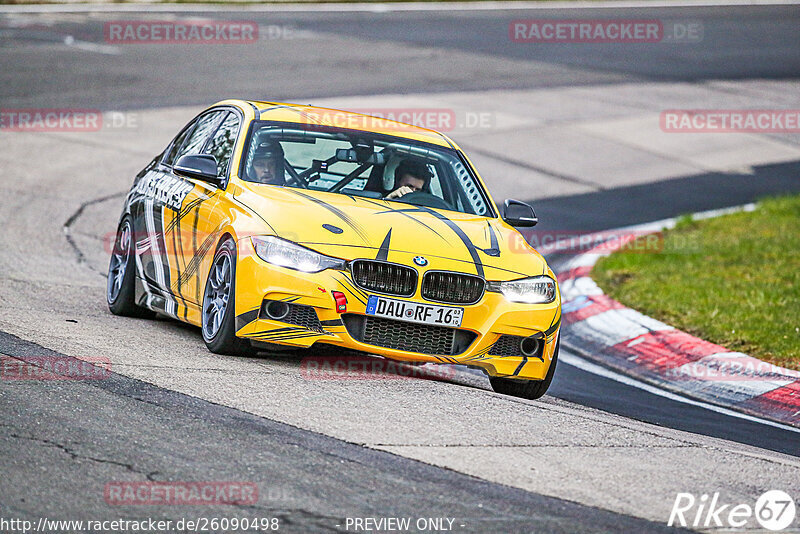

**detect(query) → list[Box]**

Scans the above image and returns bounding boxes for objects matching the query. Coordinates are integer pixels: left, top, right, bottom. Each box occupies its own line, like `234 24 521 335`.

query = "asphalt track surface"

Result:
0 5 799 109
1 4 800 532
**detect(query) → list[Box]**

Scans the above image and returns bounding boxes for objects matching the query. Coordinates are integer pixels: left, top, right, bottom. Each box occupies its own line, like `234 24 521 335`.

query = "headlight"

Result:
251 236 346 273
486 275 556 304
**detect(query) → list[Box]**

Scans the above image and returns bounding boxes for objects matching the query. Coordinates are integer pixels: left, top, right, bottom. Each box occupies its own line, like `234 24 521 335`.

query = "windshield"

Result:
240 120 494 217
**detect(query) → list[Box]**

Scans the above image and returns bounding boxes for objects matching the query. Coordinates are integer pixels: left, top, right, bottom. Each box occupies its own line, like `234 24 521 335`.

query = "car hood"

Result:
235 185 547 281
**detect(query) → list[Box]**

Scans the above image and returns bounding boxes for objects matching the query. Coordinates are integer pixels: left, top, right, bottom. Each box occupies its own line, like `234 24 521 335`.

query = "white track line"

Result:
2 0 800 14
560 349 800 434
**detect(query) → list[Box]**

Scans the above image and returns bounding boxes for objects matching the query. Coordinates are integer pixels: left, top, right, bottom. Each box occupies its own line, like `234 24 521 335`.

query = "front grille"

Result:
351 260 417 297
422 271 485 304
342 314 477 356
261 302 323 333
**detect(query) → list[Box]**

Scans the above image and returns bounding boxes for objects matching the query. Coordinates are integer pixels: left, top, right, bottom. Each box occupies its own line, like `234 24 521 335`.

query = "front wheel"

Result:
201 238 253 356
489 337 559 400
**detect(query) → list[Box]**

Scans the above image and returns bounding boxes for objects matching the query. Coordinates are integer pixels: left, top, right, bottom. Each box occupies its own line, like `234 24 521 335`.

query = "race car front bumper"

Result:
233 247 561 381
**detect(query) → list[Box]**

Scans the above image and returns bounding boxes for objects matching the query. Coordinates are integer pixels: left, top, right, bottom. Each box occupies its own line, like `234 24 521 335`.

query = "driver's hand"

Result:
385 185 414 200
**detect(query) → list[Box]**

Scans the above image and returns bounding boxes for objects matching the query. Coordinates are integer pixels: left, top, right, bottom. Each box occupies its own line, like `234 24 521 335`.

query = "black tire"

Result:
107 216 155 319
489 337 559 400
201 238 253 356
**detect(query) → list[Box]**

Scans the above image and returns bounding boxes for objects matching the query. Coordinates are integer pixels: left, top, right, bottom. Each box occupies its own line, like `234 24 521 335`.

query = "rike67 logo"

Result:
669 490 796 531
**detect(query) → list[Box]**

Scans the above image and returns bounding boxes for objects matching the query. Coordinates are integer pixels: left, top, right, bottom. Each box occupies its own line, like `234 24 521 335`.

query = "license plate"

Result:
366 295 463 327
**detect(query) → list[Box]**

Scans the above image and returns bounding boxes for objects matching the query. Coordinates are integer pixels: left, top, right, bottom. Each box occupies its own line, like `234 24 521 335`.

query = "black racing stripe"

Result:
296 242 528 278
251 330 314 339
390 206 485 278
192 202 200 300
545 317 561 338
250 333 310 341
319 319 344 327
466 345 493 361
251 331 322 342
282 189 369 244
376 229 392 261
335 272 368 298
341 275 370 300
164 192 212 234
249 327 304 336
152 200 178 317
229 195 277 235
338 281 367 306
175 229 219 291
482 222 500 257
361 199 448 242
169 206 189 320
235 308 261 331
512 357 528 377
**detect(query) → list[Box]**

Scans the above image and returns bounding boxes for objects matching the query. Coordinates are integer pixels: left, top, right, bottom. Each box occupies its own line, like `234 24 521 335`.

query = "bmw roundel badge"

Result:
413 256 428 267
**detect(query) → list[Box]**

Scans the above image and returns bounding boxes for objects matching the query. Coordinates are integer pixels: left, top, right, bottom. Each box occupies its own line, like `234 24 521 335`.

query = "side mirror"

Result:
174 154 221 186
503 199 538 227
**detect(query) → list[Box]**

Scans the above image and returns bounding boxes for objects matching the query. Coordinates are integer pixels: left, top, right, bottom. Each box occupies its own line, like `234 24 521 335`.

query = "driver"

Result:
385 159 432 200
248 141 285 185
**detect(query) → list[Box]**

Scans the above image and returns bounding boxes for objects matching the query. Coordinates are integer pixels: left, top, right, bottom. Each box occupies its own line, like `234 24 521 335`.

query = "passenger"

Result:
248 141 285 185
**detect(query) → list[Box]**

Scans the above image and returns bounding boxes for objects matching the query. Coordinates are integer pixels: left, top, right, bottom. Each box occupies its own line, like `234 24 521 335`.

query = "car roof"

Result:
236 100 455 149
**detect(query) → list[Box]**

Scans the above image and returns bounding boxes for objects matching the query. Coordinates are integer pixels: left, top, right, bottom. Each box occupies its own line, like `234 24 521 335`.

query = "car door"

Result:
132 109 227 318
172 110 242 311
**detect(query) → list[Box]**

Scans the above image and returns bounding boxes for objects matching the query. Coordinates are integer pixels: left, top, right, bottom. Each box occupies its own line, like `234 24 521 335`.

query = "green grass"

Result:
593 194 800 370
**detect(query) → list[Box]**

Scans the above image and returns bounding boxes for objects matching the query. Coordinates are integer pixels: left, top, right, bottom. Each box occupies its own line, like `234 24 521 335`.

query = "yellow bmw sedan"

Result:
107 100 561 399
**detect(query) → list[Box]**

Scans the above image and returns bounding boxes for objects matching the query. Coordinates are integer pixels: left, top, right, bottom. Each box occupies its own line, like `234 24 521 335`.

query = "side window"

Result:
205 112 240 176
163 120 195 167
172 110 227 165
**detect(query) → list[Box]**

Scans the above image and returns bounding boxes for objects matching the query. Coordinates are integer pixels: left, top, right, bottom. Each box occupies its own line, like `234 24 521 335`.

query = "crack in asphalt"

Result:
63 190 127 277
3 430 346 527
4 431 161 481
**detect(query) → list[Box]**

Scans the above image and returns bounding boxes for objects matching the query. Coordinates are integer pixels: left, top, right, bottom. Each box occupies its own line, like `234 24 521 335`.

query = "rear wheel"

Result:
201 238 253 356
489 338 559 400
107 216 155 318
